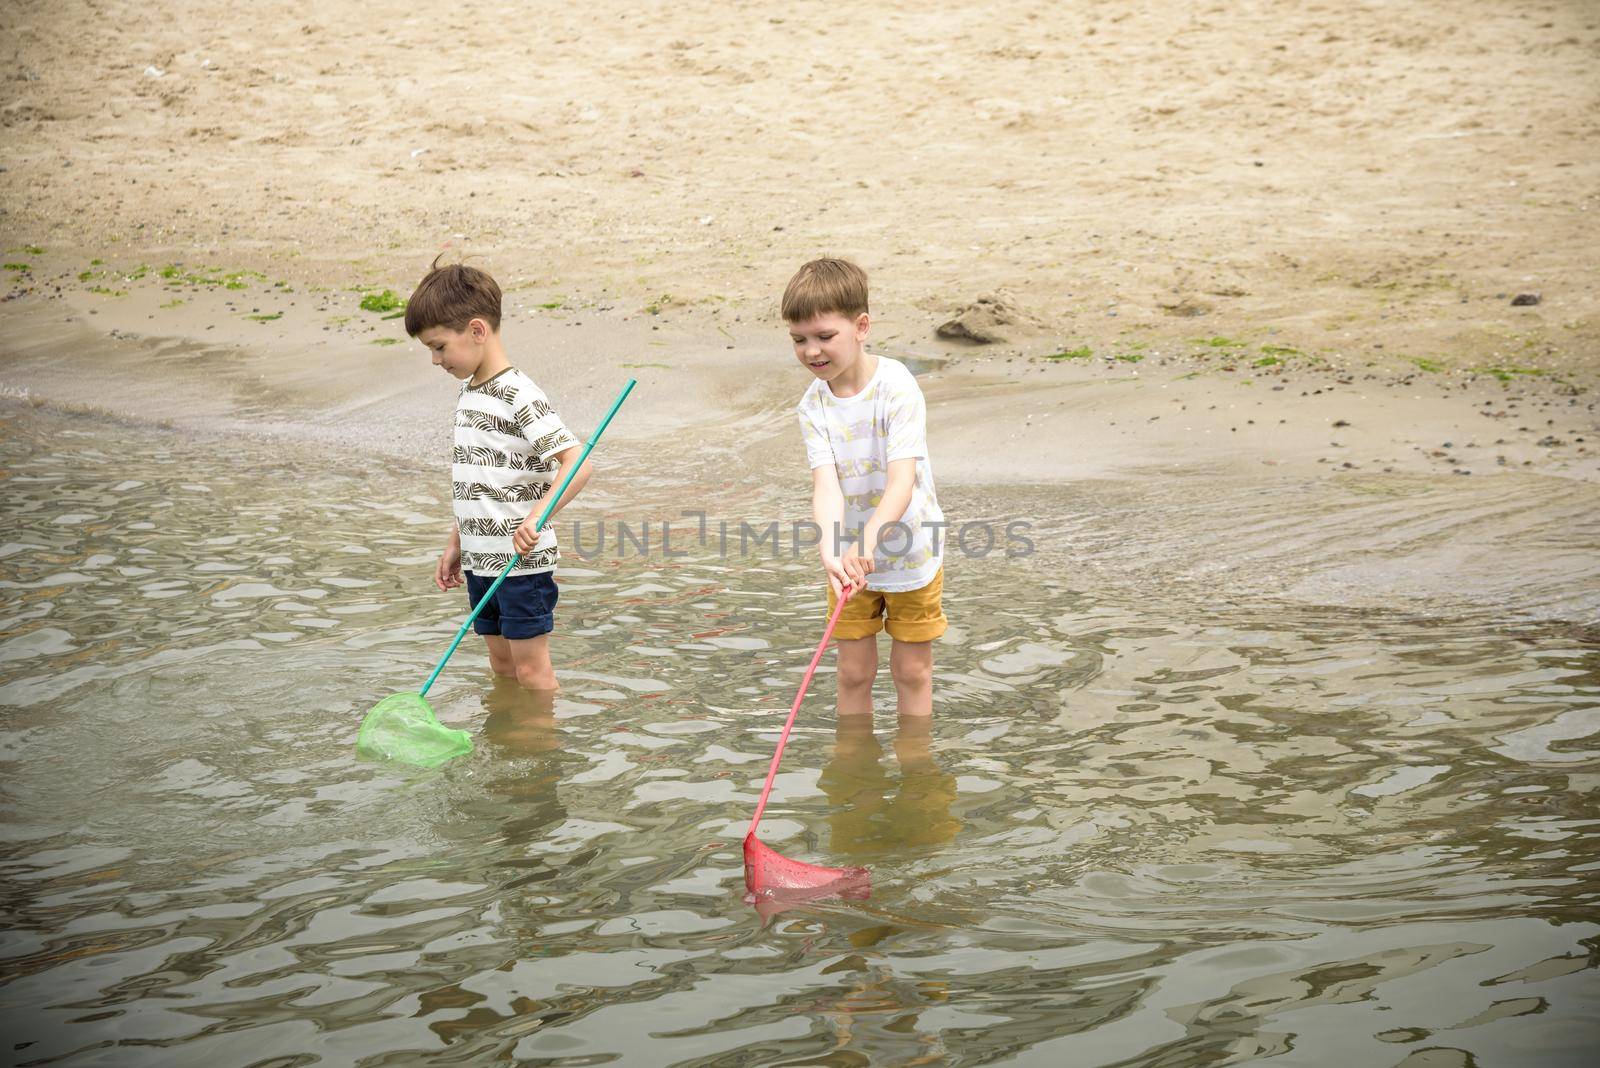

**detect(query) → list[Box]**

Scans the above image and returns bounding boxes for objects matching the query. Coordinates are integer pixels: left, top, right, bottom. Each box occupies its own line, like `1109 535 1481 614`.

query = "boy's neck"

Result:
470 337 512 386
827 351 878 399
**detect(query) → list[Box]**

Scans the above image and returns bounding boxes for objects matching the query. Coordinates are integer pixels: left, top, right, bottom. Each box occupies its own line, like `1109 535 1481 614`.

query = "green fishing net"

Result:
357 693 473 768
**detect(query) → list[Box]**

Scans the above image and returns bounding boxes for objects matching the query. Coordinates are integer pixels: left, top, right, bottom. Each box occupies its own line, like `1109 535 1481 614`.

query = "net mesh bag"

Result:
357 693 473 768
744 833 869 899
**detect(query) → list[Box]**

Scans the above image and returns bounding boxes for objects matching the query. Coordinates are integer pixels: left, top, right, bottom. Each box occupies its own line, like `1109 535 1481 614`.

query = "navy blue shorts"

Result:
466 571 559 640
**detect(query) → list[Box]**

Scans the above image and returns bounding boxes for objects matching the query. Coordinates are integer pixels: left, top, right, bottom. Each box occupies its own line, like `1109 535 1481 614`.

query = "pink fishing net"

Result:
741 583 871 905
744 833 869 898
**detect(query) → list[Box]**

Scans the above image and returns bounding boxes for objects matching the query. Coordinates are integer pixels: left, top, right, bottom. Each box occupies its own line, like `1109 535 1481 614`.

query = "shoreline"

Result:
3 270 1596 626
4 247 1597 474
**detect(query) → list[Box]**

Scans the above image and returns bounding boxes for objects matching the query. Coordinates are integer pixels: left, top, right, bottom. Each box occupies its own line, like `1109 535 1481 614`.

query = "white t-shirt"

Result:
797 355 944 593
452 367 580 576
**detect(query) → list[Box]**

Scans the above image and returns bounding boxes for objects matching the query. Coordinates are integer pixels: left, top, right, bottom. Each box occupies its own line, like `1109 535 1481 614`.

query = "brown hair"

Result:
404 256 502 336
781 258 869 323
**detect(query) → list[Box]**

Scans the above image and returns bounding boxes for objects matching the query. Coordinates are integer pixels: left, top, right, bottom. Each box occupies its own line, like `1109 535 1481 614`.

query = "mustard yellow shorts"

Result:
828 568 947 643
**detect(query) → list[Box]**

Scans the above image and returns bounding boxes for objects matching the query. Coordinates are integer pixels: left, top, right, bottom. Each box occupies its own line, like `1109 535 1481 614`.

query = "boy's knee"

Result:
514 662 555 690
837 658 877 692
890 655 932 690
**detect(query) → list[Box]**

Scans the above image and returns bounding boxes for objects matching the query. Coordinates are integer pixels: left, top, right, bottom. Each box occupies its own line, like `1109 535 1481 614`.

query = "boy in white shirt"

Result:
786 258 947 718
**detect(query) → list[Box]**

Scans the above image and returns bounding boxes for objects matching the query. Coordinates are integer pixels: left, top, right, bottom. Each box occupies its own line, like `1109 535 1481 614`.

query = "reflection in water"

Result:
823 716 961 858
422 681 567 1048
481 676 559 757
479 678 566 859
1 403 1598 1066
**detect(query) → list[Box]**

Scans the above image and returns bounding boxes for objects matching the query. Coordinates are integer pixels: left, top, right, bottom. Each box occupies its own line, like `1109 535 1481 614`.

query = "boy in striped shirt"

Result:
406 260 591 691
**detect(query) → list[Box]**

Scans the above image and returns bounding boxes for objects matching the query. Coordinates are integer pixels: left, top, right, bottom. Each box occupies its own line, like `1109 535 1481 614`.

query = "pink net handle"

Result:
744 582 857 839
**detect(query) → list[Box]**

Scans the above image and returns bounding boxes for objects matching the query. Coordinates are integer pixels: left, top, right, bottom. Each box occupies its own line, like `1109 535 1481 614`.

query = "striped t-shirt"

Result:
452 367 580 577
797 355 944 593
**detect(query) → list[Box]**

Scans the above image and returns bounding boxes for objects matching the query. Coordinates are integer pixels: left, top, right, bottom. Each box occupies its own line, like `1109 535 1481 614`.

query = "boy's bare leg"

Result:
835 635 878 716
889 639 933 718
486 634 558 690
484 635 517 678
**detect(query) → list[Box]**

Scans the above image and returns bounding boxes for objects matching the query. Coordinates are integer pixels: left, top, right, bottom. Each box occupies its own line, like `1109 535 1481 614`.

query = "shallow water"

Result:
2 402 1597 1067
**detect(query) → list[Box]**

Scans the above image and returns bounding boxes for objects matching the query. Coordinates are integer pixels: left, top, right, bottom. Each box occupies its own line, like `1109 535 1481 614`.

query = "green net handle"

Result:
420 378 637 697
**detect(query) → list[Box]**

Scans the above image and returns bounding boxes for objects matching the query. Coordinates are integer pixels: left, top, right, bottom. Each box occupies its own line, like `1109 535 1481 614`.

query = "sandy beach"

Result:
4 5 1600 1064
2 0 1598 621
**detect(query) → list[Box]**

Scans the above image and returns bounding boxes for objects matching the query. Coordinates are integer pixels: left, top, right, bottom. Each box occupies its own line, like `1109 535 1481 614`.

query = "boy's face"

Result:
788 311 870 383
418 321 488 380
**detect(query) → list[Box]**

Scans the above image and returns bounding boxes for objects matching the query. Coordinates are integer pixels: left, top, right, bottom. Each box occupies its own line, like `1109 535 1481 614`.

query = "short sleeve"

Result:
884 378 928 463
514 383 581 463
798 405 834 471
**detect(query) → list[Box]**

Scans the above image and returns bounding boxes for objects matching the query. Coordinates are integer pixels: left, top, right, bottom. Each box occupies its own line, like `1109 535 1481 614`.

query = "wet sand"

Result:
2 269 1596 625
3 0 1598 373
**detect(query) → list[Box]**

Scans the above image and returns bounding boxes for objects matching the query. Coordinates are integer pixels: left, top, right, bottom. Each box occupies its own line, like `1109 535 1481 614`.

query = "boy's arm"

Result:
513 445 592 554
858 458 917 562
435 521 463 591
544 443 593 519
801 405 862 594
811 464 857 595
856 375 929 563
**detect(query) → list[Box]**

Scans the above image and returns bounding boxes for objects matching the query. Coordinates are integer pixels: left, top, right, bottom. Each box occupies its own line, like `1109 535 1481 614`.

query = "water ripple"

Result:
1 403 1596 1065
